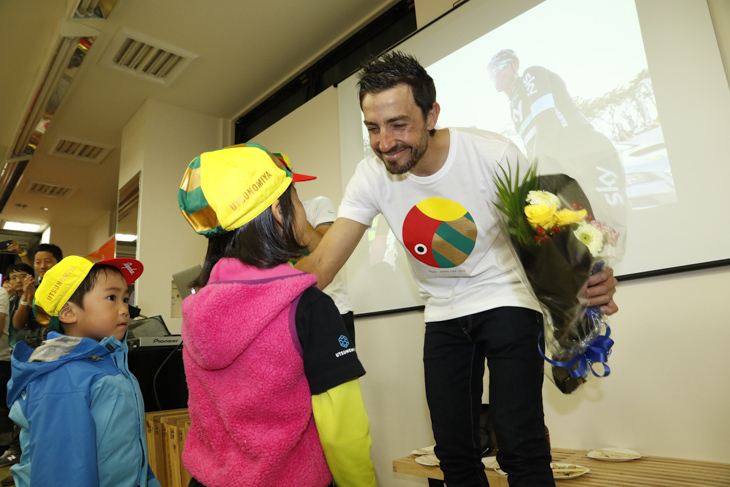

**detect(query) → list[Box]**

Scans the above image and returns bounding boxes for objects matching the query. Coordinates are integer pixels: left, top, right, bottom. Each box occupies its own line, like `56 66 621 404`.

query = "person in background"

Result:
0 268 25 476
301 196 356 344
178 143 376 487
296 51 618 487
0 278 11 450
4 242 30 268
0 246 62 486
274 152 356 344
12 244 62 346
6 255 159 487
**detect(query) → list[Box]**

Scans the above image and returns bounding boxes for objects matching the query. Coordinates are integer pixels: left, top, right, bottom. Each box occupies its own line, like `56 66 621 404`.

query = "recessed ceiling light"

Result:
115 233 137 242
3 222 42 232
41 207 49 211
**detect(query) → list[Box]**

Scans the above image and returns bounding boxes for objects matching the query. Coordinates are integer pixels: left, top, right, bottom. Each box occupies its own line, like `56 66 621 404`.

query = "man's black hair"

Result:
6 262 34 277
34 243 63 262
357 51 437 135
192 185 305 288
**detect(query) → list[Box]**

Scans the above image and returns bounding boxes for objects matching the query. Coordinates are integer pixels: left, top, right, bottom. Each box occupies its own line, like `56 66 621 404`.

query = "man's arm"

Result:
13 276 35 330
6 240 31 267
296 217 368 290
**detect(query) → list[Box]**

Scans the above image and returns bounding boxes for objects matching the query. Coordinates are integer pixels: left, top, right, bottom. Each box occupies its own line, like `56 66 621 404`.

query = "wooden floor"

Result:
0 465 12 486
394 447 730 486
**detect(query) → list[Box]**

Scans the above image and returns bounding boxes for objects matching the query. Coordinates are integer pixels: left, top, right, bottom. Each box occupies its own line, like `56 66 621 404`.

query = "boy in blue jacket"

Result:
6 256 160 487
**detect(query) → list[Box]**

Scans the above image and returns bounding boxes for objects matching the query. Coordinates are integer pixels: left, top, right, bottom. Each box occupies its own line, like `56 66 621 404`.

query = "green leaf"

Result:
492 158 540 245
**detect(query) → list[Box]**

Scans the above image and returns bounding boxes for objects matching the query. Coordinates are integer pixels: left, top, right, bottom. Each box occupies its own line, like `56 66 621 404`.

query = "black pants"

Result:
424 307 554 487
0 361 13 436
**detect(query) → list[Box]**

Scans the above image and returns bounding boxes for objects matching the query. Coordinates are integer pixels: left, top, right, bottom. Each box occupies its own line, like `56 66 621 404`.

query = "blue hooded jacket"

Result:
7 332 160 487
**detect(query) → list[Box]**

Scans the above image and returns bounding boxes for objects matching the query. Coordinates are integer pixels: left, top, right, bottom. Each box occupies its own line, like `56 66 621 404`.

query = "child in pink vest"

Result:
178 143 376 487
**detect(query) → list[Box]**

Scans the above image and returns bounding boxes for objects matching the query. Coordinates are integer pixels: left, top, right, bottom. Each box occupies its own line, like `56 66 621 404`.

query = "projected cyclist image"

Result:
488 48 627 225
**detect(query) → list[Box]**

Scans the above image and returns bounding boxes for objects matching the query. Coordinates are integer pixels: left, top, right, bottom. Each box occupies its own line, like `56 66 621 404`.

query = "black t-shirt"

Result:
295 287 364 395
510 65 592 158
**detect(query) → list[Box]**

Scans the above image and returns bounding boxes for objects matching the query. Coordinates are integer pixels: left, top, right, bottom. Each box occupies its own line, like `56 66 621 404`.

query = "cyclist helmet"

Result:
488 49 518 78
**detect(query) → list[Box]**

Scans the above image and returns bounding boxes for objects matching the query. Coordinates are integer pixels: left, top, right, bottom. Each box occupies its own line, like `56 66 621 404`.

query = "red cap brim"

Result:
292 173 316 183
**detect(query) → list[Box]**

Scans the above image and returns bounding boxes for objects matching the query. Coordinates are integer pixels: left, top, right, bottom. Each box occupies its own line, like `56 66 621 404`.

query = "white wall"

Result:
87 210 113 253
45 222 89 257
121 99 222 333
543 266 730 462
253 87 344 205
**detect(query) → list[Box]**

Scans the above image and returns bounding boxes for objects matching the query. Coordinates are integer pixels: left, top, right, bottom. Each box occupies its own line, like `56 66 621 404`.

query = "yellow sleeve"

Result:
311 378 377 487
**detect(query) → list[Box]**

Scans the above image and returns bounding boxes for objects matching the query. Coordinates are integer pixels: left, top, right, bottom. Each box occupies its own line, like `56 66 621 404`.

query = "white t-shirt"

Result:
339 128 540 322
302 197 353 315
0 288 10 361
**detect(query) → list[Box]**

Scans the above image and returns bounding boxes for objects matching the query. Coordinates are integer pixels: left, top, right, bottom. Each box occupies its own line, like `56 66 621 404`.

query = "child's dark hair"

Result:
5 262 34 277
66 265 126 309
33 243 63 262
192 185 303 288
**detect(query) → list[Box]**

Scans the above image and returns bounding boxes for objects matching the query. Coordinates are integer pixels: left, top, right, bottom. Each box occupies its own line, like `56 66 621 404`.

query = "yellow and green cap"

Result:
33 255 144 332
178 143 315 237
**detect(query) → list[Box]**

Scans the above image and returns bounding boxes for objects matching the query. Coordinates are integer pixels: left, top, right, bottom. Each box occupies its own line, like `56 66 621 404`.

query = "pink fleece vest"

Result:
181 260 332 487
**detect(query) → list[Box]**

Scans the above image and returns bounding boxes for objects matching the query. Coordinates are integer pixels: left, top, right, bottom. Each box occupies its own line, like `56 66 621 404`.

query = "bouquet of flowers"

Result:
494 162 623 394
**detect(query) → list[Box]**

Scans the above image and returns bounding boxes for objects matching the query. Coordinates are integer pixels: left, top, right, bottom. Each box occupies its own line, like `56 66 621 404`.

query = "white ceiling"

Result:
0 0 399 236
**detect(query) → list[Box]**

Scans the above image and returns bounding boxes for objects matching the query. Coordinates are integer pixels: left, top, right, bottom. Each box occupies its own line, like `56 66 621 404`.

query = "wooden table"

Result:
393 448 730 486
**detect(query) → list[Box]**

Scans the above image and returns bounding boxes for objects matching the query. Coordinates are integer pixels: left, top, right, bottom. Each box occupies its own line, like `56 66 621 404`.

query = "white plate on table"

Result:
415 454 440 466
482 458 500 470
410 445 435 456
587 447 641 462
551 462 590 479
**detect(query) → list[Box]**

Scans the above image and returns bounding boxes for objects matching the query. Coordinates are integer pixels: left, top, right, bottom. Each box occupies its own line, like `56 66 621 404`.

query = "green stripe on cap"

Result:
245 142 269 153
179 186 209 214
188 155 202 170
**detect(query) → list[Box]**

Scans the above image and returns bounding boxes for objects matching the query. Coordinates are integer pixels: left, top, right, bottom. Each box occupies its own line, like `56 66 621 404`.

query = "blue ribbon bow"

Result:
539 322 614 380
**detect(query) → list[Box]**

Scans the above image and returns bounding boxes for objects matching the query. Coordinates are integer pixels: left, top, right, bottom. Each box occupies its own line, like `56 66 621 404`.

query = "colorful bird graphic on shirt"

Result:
402 198 477 268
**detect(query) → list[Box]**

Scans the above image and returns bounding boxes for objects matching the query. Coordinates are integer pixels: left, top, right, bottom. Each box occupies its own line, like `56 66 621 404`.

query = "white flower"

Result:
573 221 604 256
526 190 560 208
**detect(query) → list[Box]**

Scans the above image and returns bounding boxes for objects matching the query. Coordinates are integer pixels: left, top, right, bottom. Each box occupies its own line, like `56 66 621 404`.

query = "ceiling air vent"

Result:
25 180 77 199
71 0 120 20
48 135 112 163
100 28 197 85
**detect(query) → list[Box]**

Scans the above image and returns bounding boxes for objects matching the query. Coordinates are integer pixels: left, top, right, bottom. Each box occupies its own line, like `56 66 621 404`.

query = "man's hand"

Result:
6 239 23 254
584 267 618 315
22 275 36 299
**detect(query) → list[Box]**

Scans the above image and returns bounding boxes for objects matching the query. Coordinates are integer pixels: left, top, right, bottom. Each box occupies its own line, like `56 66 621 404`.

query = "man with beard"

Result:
297 51 618 487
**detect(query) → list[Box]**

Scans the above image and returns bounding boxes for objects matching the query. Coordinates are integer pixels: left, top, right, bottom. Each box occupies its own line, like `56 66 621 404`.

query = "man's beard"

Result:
376 131 429 175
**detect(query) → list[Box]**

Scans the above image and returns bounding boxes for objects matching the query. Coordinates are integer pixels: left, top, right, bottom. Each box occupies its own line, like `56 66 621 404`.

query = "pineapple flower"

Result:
573 221 604 256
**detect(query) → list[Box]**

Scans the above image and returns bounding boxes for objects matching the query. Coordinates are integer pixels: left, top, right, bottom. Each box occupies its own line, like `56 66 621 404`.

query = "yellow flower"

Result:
525 204 557 229
555 208 587 226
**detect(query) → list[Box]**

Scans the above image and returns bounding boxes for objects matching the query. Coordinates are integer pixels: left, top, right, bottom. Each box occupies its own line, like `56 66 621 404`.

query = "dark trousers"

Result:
0 361 12 436
424 307 554 487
